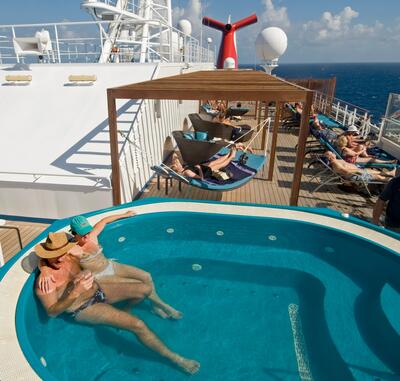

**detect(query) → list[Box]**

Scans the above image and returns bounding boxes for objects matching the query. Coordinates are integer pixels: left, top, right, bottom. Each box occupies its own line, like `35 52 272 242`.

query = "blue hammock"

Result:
152 149 266 192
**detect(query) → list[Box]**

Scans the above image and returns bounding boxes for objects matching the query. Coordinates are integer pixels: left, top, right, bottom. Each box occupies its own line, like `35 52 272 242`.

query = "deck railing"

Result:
0 20 214 65
313 91 380 138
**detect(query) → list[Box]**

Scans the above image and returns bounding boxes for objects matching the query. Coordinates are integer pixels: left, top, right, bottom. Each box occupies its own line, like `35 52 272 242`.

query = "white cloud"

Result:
172 0 203 36
260 0 290 30
301 6 384 43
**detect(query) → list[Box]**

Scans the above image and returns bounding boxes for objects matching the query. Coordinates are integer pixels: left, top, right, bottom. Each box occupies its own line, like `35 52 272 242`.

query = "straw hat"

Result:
35 232 76 259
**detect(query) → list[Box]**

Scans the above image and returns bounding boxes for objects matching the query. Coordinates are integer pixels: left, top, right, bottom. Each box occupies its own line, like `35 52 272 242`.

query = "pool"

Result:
1 199 400 381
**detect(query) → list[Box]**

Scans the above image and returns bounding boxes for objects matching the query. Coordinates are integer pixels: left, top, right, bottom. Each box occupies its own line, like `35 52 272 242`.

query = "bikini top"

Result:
79 245 105 264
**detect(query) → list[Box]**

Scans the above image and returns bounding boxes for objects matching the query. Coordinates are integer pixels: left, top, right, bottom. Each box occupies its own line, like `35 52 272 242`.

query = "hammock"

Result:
152 149 267 191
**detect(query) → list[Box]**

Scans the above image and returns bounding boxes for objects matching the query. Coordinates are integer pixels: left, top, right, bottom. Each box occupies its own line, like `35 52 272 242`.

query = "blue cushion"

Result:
195 131 208 141
183 132 195 140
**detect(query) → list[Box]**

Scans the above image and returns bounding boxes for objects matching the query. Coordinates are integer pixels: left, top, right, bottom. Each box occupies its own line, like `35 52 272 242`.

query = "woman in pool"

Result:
38 211 181 319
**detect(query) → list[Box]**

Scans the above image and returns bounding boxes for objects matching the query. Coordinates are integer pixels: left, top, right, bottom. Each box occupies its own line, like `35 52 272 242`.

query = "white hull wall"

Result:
0 62 213 219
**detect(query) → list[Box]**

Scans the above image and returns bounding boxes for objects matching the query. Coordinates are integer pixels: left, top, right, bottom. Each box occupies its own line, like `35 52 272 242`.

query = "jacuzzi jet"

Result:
192 263 202 271
216 230 224 236
268 235 277 241
40 356 47 367
118 236 126 243
166 228 175 234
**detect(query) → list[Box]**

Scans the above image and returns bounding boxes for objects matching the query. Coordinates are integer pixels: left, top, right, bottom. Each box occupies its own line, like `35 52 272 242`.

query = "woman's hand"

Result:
38 270 55 294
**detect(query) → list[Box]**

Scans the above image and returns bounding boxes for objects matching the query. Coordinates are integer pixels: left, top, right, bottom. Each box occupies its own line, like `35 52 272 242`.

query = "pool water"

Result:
20 212 400 381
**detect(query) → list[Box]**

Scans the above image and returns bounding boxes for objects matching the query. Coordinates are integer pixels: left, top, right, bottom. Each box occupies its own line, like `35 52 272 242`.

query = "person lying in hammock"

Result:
171 148 237 180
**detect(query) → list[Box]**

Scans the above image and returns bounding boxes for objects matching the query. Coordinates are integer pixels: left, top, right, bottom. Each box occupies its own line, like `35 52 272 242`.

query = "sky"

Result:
1 0 400 63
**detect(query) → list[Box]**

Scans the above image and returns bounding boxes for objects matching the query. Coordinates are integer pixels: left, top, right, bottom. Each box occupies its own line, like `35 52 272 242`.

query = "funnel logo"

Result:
202 14 258 69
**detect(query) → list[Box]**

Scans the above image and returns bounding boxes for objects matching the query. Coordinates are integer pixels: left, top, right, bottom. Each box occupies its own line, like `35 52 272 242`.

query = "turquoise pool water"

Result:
19 212 400 381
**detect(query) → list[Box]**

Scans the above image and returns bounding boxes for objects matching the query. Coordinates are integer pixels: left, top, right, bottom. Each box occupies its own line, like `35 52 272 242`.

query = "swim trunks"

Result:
70 288 107 318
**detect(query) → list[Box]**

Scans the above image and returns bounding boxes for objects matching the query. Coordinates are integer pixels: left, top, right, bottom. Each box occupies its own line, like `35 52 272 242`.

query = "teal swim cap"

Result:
70 215 93 236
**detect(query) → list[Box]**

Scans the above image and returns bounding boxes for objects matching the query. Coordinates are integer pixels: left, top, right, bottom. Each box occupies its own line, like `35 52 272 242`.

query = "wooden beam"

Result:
267 102 282 181
290 91 314 206
261 102 269 146
107 90 122 206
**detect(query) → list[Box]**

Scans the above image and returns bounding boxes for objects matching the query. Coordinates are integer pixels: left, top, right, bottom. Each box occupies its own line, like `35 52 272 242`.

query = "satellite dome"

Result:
177 19 192 36
256 27 287 61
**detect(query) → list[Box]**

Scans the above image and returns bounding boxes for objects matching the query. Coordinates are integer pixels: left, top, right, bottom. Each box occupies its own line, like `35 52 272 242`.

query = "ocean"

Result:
240 63 400 122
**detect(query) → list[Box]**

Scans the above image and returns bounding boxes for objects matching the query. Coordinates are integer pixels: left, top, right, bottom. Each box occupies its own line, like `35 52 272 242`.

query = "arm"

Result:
36 271 94 317
372 198 386 225
37 259 55 294
92 210 136 236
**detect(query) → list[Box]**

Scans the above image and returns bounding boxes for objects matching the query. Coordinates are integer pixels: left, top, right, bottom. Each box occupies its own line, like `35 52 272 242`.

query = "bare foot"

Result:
151 306 169 319
163 306 183 320
176 357 200 374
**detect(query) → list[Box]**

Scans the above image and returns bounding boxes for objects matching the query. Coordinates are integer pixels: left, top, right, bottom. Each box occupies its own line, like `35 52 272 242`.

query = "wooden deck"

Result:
0 220 48 264
139 116 375 221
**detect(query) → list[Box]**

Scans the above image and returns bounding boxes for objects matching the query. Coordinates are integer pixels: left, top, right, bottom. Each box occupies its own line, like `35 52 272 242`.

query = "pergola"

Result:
107 69 314 206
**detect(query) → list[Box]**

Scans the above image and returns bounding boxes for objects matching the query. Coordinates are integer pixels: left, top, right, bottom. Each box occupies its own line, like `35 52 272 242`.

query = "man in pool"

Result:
35 232 200 375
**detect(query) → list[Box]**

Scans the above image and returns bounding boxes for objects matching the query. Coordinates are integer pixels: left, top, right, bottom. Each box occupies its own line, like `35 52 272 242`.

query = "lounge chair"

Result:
309 156 387 197
225 106 249 118
188 113 254 142
172 130 227 166
152 148 266 192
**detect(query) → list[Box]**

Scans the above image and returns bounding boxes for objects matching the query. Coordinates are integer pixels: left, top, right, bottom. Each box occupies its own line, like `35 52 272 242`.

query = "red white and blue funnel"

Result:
202 13 258 69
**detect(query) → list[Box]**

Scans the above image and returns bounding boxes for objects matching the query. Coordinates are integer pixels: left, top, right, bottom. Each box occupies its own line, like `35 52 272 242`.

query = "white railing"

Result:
313 91 379 138
0 19 214 65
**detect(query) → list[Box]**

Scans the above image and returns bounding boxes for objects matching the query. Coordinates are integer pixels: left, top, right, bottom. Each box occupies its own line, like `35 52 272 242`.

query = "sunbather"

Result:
171 148 237 180
336 135 394 164
324 151 394 183
38 211 181 319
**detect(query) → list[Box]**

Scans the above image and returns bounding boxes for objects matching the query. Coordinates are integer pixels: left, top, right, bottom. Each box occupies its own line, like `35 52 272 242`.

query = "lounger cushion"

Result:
184 132 195 140
195 131 208 141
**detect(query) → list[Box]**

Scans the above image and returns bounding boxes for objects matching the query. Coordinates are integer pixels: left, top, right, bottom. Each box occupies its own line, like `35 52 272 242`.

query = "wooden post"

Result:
261 103 269 149
257 101 262 126
107 90 122 206
290 91 314 206
254 100 258 120
267 102 281 181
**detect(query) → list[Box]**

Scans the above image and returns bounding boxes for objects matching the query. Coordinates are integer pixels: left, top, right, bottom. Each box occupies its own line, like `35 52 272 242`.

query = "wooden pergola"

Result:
107 69 314 206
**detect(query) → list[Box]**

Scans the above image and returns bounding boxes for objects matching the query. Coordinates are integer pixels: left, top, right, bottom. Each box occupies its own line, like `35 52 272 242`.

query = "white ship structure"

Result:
0 0 214 219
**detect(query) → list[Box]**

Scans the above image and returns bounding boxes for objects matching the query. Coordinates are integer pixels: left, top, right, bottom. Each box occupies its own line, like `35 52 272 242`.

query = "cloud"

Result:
301 6 383 43
172 0 204 37
260 0 290 30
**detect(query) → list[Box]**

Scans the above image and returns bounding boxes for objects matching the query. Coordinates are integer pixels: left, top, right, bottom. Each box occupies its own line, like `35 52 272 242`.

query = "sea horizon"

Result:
239 62 400 121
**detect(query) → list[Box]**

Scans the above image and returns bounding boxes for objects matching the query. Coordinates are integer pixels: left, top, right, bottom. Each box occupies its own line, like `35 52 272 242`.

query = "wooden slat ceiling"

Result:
108 69 312 102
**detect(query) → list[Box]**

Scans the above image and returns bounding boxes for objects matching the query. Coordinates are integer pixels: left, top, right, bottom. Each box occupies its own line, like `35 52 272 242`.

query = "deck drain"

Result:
118 236 126 243
192 264 202 271
268 235 277 241
40 356 47 367
216 230 224 236
166 228 174 234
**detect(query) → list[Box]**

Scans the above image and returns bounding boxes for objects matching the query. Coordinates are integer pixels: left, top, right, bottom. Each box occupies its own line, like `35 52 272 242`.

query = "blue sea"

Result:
240 63 400 122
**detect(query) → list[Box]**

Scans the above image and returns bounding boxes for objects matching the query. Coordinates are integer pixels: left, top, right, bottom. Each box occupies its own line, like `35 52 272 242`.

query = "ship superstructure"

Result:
0 0 214 219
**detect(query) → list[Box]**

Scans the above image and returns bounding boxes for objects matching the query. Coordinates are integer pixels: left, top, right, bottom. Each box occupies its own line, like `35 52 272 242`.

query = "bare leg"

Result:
112 263 182 319
207 148 236 171
75 303 200 374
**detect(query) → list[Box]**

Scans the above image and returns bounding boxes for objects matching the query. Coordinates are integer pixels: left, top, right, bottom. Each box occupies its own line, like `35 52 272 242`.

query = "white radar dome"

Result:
177 19 192 36
256 27 287 61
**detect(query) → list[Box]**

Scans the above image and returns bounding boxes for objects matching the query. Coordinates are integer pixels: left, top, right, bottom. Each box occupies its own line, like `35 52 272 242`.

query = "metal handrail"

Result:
0 225 23 250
